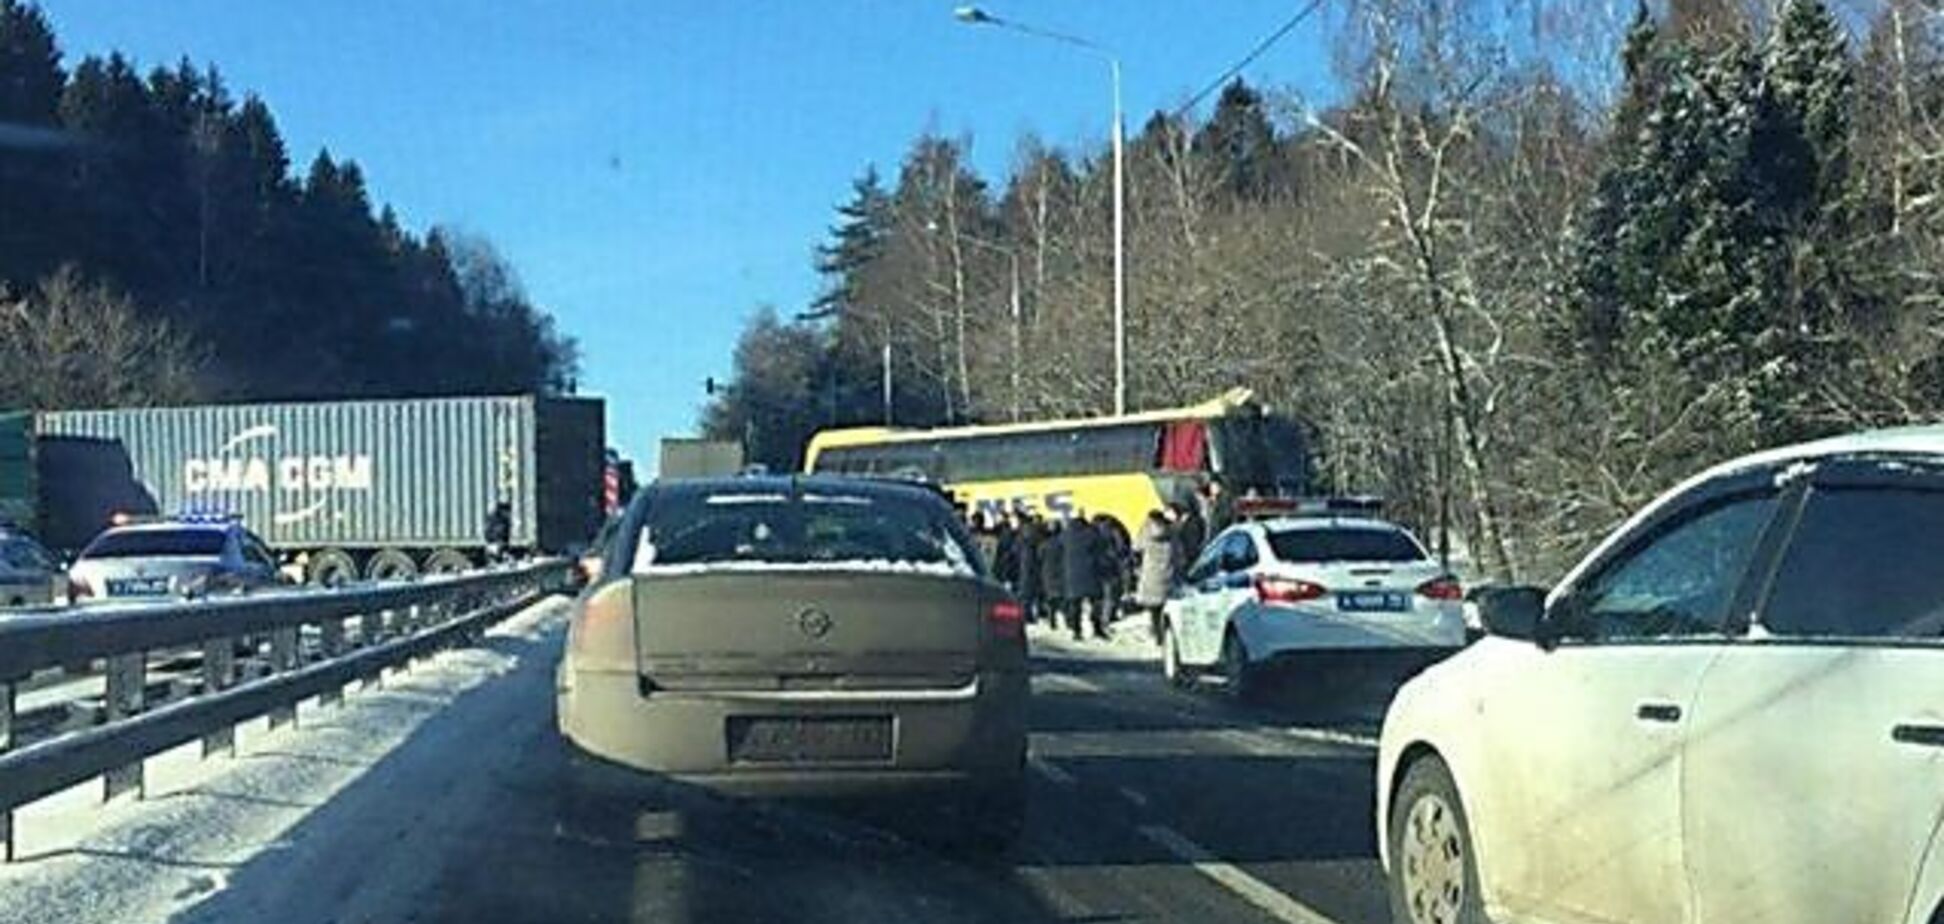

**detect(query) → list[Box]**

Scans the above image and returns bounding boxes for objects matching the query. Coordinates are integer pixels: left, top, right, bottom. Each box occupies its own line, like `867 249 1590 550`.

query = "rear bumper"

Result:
556 666 1027 796
1234 602 1465 657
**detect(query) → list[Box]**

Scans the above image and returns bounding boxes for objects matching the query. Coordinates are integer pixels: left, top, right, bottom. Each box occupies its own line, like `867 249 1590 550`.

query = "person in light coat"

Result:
1134 509 1180 644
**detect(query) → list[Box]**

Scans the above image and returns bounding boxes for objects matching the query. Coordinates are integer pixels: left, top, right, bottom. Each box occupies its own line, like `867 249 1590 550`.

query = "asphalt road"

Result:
147 607 1404 924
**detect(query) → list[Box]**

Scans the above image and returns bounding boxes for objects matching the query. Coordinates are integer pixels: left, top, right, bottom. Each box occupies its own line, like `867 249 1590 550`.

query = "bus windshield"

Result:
1215 415 1309 495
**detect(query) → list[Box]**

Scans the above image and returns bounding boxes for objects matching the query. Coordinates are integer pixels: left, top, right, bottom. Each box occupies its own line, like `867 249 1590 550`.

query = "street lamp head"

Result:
953 6 993 25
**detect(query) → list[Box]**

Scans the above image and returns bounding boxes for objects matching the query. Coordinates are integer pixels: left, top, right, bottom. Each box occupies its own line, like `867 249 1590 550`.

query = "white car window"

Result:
1562 493 1777 641
1762 483 1944 639
1218 532 1258 572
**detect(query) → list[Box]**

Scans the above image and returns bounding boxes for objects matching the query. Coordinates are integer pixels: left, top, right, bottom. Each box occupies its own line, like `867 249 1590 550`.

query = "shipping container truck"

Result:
34 395 605 583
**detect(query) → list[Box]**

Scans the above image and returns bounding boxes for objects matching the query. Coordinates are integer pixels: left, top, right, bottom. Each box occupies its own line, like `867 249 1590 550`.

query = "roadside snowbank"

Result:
0 597 570 924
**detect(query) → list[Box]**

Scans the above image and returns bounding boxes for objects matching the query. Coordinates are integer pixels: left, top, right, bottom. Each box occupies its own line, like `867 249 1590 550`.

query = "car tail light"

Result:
568 582 635 673
1255 575 1327 606
1416 576 1464 601
988 599 1025 638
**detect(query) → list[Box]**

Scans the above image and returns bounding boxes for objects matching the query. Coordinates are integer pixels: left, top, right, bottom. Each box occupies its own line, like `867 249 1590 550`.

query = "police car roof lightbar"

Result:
1234 495 1384 521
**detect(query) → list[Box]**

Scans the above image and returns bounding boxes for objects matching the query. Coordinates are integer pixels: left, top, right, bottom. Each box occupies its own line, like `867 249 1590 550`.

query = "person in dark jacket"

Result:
1173 500 1207 575
1092 513 1130 635
484 501 513 563
1200 479 1236 537
1038 519 1067 631
994 511 1020 592
1013 514 1043 624
1061 514 1106 641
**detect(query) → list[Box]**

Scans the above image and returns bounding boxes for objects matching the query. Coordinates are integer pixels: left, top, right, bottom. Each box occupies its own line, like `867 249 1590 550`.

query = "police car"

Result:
1160 499 1465 699
69 514 286 602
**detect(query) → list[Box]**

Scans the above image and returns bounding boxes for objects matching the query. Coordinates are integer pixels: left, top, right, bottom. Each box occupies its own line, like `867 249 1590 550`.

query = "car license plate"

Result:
727 716 893 764
1337 591 1408 613
106 577 169 596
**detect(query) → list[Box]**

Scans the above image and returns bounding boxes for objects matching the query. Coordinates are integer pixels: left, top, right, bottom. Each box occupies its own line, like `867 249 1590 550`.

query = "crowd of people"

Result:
962 481 1236 645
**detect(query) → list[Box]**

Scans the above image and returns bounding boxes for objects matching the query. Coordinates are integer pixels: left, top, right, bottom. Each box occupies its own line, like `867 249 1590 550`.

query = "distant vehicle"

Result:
1161 516 1463 698
0 529 68 607
1379 426 1944 924
657 437 743 480
557 475 1029 852
34 395 606 584
0 411 159 558
802 387 1311 536
68 515 286 602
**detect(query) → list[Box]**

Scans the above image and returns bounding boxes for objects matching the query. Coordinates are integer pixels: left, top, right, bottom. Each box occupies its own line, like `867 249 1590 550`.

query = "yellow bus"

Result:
801 388 1312 534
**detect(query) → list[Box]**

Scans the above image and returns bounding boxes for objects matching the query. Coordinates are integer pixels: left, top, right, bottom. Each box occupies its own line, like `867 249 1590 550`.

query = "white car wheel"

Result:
1220 630 1263 702
1163 625 1195 689
1389 756 1486 924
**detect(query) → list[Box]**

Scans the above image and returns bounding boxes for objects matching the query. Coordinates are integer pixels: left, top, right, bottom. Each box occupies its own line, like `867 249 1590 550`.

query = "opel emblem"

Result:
797 607 834 639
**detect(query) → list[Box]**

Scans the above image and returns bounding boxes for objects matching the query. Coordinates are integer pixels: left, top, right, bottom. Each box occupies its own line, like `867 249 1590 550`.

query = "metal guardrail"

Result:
0 560 574 861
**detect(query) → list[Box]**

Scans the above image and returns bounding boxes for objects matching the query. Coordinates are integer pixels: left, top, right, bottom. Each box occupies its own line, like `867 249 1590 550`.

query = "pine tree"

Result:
0 0 67 286
0 0 60 125
810 166 891 320
1194 79 1282 201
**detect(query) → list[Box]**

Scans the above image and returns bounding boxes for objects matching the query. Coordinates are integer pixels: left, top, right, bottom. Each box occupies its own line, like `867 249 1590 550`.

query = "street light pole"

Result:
881 318 894 425
1008 252 1023 422
1110 57 1125 417
956 5 1126 415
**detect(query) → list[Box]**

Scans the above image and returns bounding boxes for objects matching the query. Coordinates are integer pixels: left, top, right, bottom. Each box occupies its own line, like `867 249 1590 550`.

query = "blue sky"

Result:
39 1 1340 469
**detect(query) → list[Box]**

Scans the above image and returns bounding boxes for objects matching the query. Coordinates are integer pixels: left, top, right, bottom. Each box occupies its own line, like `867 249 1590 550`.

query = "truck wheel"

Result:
309 548 359 587
422 548 473 575
365 548 418 582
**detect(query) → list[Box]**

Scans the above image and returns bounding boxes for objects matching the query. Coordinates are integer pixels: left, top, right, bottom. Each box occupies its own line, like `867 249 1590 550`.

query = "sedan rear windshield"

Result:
82 529 227 559
1267 527 1425 564
633 490 977 574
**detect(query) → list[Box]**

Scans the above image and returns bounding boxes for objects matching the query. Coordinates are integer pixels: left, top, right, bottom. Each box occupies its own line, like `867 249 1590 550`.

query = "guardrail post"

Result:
201 636 236 758
2 677 13 861
267 627 298 730
362 609 388 690
103 653 145 801
320 616 346 707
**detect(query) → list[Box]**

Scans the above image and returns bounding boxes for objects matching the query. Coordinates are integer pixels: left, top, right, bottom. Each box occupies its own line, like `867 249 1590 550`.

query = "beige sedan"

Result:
557 475 1030 852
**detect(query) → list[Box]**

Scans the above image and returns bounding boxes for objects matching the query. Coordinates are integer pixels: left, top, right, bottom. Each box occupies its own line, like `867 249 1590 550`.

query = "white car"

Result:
1378 425 1944 924
0 530 67 607
1160 516 1465 697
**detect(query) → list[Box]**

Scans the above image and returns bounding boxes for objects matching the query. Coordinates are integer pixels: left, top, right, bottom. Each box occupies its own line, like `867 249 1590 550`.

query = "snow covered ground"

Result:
1026 609 1165 664
0 596 571 924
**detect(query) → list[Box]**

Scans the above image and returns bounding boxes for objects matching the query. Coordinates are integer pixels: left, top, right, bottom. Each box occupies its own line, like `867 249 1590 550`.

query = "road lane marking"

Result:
1279 726 1380 750
1137 824 1344 924
1032 673 1105 694
1029 756 1077 787
1117 786 1150 810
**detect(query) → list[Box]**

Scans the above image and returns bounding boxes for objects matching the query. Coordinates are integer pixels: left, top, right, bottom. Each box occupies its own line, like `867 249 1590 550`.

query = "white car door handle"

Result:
1892 723 1944 748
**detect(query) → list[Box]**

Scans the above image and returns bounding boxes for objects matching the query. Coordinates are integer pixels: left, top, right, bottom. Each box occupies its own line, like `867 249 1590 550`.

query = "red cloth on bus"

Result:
1158 421 1207 472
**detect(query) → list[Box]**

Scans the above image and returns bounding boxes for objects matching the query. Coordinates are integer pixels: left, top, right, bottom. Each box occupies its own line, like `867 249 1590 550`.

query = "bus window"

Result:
1074 424 1160 477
